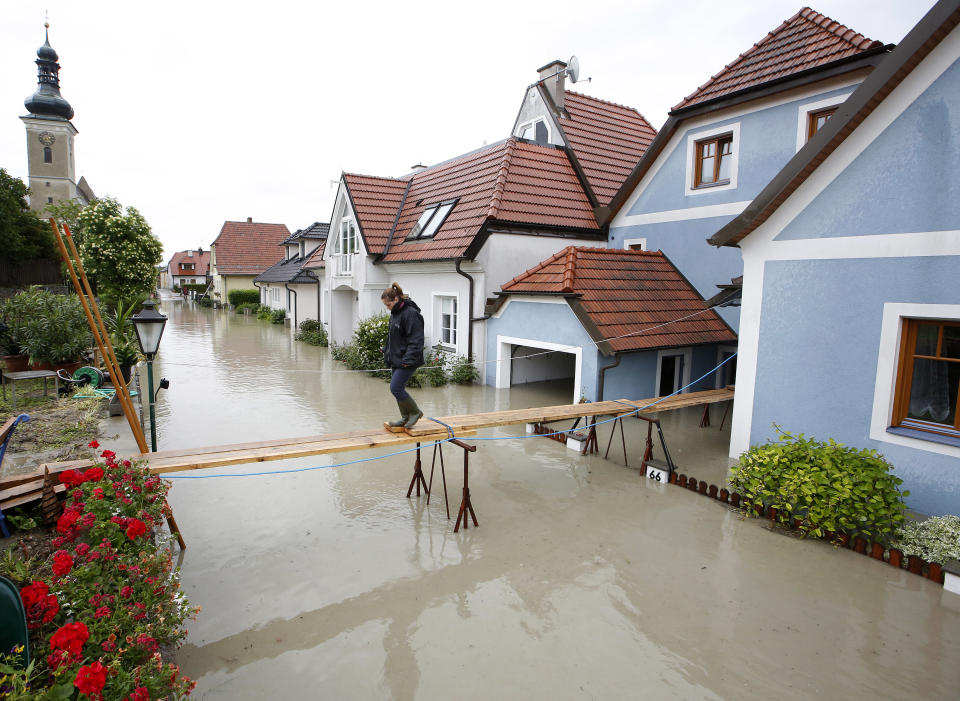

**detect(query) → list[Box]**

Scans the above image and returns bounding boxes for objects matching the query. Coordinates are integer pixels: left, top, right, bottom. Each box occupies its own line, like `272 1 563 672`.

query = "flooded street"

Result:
152 301 960 700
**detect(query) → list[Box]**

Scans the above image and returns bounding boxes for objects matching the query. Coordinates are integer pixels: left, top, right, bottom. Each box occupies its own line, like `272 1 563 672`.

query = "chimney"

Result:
537 59 567 111
198 246 203 255
246 217 253 223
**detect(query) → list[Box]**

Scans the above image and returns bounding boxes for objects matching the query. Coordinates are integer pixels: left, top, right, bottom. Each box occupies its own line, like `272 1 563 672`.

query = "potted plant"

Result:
106 299 142 383
11 287 92 371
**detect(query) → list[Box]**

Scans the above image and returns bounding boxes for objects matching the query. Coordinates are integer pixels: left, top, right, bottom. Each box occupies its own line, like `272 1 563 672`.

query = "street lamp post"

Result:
131 299 167 452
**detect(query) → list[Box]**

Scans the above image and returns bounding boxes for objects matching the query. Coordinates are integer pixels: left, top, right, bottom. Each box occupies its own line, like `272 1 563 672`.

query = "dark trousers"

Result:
390 367 416 402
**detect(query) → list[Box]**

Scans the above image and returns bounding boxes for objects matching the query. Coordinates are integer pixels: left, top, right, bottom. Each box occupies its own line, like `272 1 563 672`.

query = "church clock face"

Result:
38 132 56 146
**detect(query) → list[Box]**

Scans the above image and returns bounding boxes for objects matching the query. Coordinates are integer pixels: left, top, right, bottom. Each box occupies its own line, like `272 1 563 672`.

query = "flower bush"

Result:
893 515 960 564
5 441 197 699
294 319 328 347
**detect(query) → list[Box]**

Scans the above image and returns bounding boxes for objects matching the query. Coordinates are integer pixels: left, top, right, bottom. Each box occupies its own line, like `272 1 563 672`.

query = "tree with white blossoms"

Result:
77 197 163 303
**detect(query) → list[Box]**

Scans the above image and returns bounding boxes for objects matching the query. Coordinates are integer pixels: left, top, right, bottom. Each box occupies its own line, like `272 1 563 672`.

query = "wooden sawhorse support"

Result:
450 438 478 532
405 438 478 532
406 442 429 498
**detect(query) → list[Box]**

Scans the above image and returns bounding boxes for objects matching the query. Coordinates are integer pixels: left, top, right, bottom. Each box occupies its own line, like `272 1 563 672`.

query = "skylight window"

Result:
408 199 457 239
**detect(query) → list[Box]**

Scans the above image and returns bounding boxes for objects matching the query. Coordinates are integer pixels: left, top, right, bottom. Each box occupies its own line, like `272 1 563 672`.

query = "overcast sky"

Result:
2 0 936 260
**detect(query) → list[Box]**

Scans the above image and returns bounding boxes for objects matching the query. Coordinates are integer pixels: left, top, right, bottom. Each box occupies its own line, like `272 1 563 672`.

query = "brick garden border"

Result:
667 471 946 586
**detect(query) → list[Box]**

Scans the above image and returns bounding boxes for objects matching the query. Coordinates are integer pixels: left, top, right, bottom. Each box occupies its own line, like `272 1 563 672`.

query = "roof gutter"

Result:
285 284 297 328
597 354 621 402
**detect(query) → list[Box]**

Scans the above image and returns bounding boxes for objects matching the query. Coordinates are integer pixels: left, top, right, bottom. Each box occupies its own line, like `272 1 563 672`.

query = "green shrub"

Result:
893 515 960 563
235 302 259 315
450 354 479 384
0 287 92 364
228 289 260 306
414 352 447 387
255 305 273 320
330 314 391 379
172 284 181 294
728 428 907 542
295 319 328 346
270 308 286 324
197 297 214 308
180 283 207 296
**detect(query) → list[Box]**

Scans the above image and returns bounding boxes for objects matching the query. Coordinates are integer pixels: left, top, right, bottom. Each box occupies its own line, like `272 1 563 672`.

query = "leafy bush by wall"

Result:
269 309 286 324
449 354 479 384
729 428 907 542
0 287 92 364
228 289 260 306
295 319 328 346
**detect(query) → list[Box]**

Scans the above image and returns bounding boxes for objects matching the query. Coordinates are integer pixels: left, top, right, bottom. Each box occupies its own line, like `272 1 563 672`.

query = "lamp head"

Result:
131 299 167 358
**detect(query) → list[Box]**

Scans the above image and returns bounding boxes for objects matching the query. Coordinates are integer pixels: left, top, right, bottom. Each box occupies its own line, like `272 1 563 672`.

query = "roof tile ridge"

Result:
487 138 517 221
561 248 578 293
798 6 881 49
563 90 642 114
503 246 570 289
673 11 805 109
343 171 408 183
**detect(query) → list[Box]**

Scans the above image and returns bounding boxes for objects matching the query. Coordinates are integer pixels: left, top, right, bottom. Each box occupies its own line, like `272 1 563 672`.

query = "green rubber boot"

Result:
404 397 423 428
388 398 412 428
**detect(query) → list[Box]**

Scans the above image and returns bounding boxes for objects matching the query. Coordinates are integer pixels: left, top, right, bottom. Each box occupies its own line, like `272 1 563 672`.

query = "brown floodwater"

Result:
141 299 960 700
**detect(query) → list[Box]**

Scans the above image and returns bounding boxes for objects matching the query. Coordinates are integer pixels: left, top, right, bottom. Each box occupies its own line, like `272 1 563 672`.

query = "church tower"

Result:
21 23 91 212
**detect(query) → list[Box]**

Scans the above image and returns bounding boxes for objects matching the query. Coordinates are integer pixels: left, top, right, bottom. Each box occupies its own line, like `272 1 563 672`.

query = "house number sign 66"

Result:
646 465 668 483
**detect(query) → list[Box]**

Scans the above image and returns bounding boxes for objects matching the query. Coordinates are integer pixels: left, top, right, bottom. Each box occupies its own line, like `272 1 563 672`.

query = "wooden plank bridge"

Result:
0 388 733 522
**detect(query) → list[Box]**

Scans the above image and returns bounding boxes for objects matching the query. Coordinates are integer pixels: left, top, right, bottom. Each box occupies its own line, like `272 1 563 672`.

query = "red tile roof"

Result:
303 238 327 268
211 221 291 275
342 175 409 253
673 7 884 111
501 247 736 353
558 92 657 206
168 249 210 277
343 138 600 263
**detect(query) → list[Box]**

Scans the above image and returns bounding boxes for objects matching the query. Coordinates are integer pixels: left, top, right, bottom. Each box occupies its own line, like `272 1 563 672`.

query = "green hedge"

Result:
729 428 907 542
180 283 207 295
295 319 328 346
228 289 260 306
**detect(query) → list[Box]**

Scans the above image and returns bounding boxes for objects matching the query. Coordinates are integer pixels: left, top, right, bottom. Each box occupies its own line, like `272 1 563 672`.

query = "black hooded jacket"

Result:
383 298 425 369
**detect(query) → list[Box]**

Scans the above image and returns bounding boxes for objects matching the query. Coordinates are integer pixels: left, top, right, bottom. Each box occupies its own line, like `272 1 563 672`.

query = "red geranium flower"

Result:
74 660 108 699
125 686 150 701
125 518 147 540
136 634 158 652
100 449 116 460
56 509 80 534
83 466 105 482
20 581 59 629
120 585 134 599
52 550 74 578
50 621 89 657
59 470 81 487
88 439 99 448
94 605 112 619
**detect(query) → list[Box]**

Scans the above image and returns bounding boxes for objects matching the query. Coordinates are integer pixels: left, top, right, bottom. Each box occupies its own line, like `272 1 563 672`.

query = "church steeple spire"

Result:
24 22 74 120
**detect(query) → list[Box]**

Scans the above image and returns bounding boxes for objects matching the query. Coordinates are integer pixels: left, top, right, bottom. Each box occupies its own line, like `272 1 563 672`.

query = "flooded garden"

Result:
147 301 959 699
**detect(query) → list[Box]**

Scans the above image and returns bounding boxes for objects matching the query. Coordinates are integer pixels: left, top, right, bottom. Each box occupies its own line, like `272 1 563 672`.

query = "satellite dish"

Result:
567 55 580 83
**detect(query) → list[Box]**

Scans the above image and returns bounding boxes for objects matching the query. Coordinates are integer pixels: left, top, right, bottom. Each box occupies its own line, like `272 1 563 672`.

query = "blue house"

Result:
605 7 892 331
485 247 736 403
709 0 960 516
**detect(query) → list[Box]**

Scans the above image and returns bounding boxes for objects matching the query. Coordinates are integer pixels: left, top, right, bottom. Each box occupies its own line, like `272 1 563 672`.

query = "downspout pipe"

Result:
596 353 621 402
455 258 475 360
285 283 297 328
253 281 263 306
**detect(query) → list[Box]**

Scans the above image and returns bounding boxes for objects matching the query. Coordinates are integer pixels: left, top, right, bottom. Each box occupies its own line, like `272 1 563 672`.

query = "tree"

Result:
0 168 56 263
45 198 86 248
78 197 163 303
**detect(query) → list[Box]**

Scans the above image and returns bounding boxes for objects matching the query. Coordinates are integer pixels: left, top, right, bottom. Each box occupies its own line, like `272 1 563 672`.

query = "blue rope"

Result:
163 353 737 479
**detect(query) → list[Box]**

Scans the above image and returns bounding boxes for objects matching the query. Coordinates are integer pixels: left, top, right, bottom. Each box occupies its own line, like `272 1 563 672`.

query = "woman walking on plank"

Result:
381 282 425 428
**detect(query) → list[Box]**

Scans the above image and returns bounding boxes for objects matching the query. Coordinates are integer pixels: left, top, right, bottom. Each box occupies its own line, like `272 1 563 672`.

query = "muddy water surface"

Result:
152 301 960 700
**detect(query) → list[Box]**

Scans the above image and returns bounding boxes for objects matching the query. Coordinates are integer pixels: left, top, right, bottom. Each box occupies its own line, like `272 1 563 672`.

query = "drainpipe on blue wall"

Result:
455 259 476 360
597 354 621 402
285 284 297 328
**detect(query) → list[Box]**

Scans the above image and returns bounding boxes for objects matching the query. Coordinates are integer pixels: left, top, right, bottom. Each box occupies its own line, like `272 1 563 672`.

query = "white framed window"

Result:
795 93 852 151
437 295 458 349
623 238 647 251
685 122 740 196
517 118 551 145
334 216 357 275
871 303 960 458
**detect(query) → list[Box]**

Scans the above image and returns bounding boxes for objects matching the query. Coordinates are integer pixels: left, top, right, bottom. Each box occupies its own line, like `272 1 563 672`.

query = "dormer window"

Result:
518 118 549 145
408 200 457 239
